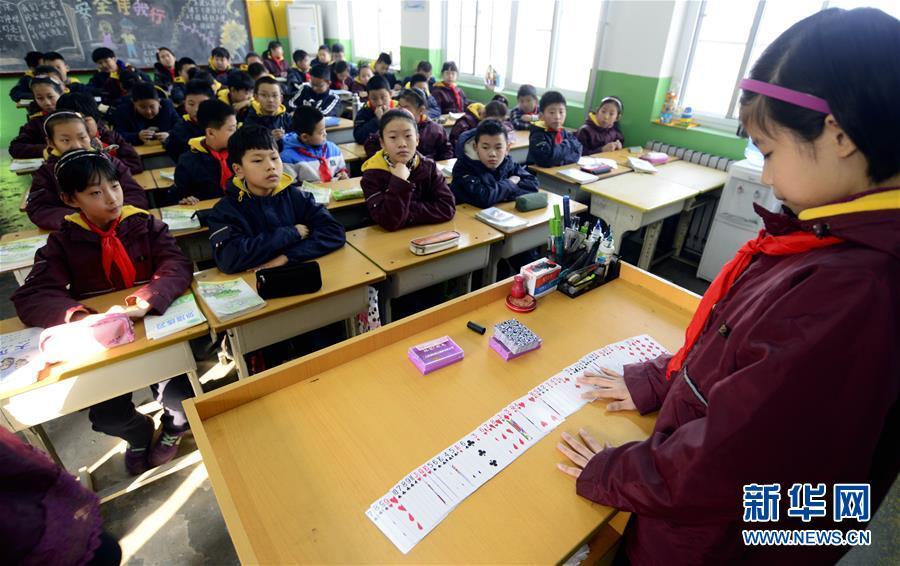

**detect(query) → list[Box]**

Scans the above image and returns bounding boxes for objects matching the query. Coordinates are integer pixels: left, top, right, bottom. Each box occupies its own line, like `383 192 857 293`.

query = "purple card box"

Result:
408 336 465 374
489 336 541 361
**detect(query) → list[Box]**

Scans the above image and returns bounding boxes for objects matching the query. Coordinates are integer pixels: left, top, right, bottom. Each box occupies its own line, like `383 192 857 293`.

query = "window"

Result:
677 0 900 129
444 0 604 97
350 0 401 62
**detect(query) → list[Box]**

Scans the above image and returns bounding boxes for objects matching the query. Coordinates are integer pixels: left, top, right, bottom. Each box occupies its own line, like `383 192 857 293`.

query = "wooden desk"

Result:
340 142 369 161
436 158 455 183
136 142 174 169
347 215 503 322
529 150 635 202
0 228 50 284
151 166 176 189
457 190 587 284
183 264 698 564
307 177 368 229
439 113 459 130
192 245 386 378
132 169 157 190
508 129 529 163
19 187 30 211
11 158 43 176
652 160 727 194
327 117 355 144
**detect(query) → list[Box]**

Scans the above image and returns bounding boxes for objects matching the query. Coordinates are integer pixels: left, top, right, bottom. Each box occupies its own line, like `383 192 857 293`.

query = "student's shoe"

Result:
124 445 150 476
148 431 185 467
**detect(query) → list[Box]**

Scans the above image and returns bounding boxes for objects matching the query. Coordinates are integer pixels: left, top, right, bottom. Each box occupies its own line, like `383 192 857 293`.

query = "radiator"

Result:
644 140 736 172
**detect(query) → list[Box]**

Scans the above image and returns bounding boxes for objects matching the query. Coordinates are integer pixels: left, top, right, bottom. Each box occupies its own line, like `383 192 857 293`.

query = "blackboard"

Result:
0 0 252 74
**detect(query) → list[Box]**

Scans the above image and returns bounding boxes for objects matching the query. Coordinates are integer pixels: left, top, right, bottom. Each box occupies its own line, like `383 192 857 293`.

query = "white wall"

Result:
399 0 443 50
597 0 686 78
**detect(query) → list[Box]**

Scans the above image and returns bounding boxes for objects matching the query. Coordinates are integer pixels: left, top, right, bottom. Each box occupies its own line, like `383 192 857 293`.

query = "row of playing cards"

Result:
366 334 669 554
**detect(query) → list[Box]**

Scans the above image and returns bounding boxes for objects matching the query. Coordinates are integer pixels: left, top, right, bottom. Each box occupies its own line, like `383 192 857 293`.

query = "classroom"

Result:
0 0 898 564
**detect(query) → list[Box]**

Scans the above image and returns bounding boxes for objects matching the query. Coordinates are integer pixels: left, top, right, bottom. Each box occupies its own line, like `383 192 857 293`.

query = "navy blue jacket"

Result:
109 96 180 145
170 137 231 204
526 122 583 167
450 129 539 208
290 83 342 116
207 174 346 273
164 115 203 160
9 74 33 101
353 103 382 145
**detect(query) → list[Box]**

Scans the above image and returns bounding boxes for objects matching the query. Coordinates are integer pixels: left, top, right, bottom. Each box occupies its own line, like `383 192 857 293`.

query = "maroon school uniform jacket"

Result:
9 112 48 159
575 112 625 155
448 103 514 149
12 206 193 328
362 117 454 161
576 187 900 565
97 126 143 174
431 81 468 114
360 150 456 231
26 150 149 231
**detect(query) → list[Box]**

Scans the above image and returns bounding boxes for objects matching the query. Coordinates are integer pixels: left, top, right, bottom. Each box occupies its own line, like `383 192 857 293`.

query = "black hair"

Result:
175 57 196 74
185 79 215 98
517 84 537 99
198 99 235 131
333 60 349 75
42 51 65 63
247 62 267 79
331 43 345 53
227 71 254 91
30 76 63 94
490 94 509 107
597 96 623 116
739 7 900 183
376 52 392 66
410 73 429 87
187 68 215 88
211 46 230 59
156 47 174 62
483 100 508 119
539 90 567 112
254 75 280 93
267 41 283 51
292 49 309 63
25 51 43 68
441 61 458 73
131 82 159 102
119 70 142 92
33 65 62 80
292 105 325 135
474 119 509 143
398 88 426 108
378 109 417 138
55 150 118 196
318 44 329 52
44 111 88 140
310 64 331 81
245 51 260 61
416 60 432 73
227 124 277 167
367 75 391 93
56 92 102 124
91 47 115 63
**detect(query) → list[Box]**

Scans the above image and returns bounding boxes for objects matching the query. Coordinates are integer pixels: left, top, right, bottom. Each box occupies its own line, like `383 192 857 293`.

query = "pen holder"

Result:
557 256 621 298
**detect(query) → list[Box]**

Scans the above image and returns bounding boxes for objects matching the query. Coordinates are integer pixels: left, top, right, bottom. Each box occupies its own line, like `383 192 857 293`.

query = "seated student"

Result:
287 49 312 92
164 80 213 160
347 63 373 95
314 44 332 68
171 100 237 204
449 99 512 148
408 73 441 120
450 119 538 208
10 76 64 158
242 51 263 71
56 92 142 174
281 106 349 183
373 52 399 89
576 96 625 154
262 41 288 78
353 75 396 145
207 125 346 274
12 149 194 475
330 43 357 76
246 62 269 82
88 47 147 107
153 47 177 94
361 109 456 231
109 82 179 145
208 46 233 82
365 87 452 160
331 60 351 90
402 60 436 90
41 52 85 94
290 64 342 116
244 76 291 147
26 112 148 230
510 84 539 130
431 61 468 114
169 56 196 106
218 71 254 121
526 90 582 167
9 51 42 101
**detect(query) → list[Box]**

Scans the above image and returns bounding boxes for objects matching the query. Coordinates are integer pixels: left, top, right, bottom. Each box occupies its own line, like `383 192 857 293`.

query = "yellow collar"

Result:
233 173 293 201
188 136 209 153
217 88 230 103
361 149 420 173
798 188 900 221
250 99 286 116
25 70 34 78
43 147 64 159
64 205 147 230
467 102 485 118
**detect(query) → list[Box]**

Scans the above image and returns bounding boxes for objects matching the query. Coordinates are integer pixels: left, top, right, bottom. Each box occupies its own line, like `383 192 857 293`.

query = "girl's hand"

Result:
601 142 618 152
556 428 611 478
374 105 387 119
179 196 200 205
336 170 350 180
272 128 285 141
138 129 155 142
391 162 410 181
154 132 169 142
577 367 636 412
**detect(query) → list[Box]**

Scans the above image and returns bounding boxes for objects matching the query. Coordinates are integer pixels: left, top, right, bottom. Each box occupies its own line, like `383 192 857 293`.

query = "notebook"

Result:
143 293 207 340
197 278 266 322
557 168 599 184
0 234 48 271
475 207 528 230
161 208 202 231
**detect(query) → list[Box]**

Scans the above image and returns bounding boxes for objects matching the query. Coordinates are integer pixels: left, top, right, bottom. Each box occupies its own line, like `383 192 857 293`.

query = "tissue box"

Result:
520 258 561 299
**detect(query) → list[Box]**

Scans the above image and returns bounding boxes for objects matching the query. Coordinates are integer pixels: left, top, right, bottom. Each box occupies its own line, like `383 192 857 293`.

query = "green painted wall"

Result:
1 77 22 149
324 37 354 63
399 46 443 79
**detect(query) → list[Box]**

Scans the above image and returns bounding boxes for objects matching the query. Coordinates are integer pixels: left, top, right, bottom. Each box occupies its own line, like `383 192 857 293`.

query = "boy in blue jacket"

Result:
526 90 582 167
281 106 349 183
171 100 237 204
352 75 396 145
451 119 538 208
164 79 214 160
244 76 292 149
207 125 346 274
109 82 179 145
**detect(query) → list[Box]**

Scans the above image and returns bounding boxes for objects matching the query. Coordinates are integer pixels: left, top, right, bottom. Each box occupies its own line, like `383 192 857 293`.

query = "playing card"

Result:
514 394 564 436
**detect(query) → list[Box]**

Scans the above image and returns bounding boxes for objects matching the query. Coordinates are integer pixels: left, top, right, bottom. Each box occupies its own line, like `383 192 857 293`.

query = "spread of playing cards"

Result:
365 334 669 554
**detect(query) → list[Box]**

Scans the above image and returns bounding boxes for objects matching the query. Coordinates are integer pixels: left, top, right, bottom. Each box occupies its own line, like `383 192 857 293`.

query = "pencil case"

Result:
191 208 214 227
256 261 323 299
332 187 364 201
515 192 548 212
39 312 135 366
409 230 460 255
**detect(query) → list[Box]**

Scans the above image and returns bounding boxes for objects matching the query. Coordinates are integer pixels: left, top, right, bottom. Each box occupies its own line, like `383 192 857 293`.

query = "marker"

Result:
467 321 486 335
562 195 571 229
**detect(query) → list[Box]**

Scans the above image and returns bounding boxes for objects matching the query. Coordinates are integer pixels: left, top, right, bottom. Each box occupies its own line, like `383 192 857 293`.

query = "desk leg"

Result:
186 369 203 396
227 328 251 379
20 424 64 466
483 243 501 287
638 221 663 270
673 208 695 258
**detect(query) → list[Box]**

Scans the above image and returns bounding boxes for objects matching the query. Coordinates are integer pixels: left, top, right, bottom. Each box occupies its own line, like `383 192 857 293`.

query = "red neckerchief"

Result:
166 67 175 81
549 129 562 144
205 142 231 190
448 83 462 112
665 229 843 379
368 99 397 112
294 143 332 182
80 213 136 289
